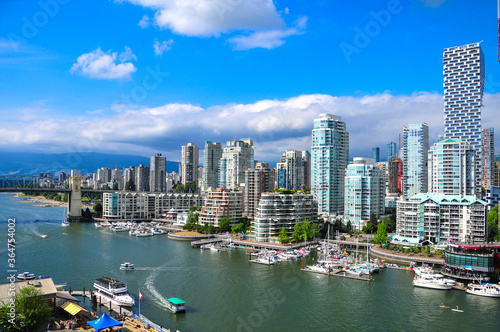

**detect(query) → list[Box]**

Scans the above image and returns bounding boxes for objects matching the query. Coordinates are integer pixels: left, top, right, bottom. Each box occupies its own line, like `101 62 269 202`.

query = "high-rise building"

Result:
482 128 495 190
386 142 397 161
276 149 309 190
372 147 380 163
219 139 254 190
344 158 384 230
428 138 476 195
136 164 150 192
311 114 349 215
181 143 199 186
111 168 123 190
443 42 485 194
301 150 311 190
402 123 429 198
123 166 136 189
244 162 275 219
202 141 222 190
495 160 500 187
150 153 167 192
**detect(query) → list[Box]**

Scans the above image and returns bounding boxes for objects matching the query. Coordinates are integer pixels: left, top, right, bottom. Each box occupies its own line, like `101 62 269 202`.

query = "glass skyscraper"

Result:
402 123 429 198
311 114 349 215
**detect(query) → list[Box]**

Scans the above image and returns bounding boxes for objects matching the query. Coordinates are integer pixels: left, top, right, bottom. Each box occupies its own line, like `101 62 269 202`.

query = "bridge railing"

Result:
0 175 69 190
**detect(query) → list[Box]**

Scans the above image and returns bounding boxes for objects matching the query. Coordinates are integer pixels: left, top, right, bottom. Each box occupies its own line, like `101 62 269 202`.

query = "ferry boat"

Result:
120 262 135 270
93 277 135 306
16 272 36 280
166 297 186 313
466 283 500 297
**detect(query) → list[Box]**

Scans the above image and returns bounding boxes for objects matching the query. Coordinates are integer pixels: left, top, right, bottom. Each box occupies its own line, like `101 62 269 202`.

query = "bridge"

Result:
0 175 114 221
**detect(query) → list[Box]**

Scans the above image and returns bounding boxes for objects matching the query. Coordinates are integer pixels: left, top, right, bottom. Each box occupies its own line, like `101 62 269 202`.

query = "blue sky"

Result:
1 0 499 164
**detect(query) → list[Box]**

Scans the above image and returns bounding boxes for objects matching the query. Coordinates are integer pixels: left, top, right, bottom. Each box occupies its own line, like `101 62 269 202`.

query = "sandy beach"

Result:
14 193 93 210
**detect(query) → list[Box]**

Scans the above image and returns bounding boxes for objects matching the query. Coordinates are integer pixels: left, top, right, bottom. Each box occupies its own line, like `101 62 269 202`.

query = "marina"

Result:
1 194 500 331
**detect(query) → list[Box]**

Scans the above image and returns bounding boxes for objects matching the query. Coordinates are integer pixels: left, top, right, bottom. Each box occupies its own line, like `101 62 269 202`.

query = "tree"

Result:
374 219 388 244
231 223 244 234
292 223 303 243
0 286 51 332
278 227 290 243
125 178 136 191
93 203 103 217
487 205 499 241
219 217 231 233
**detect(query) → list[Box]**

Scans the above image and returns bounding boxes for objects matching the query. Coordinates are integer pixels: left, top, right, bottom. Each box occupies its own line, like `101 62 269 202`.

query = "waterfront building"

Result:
343 158 384 230
181 142 199 186
428 138 476 195
244 162 275 219
386 142 397 161
150 153 167 192
102 192 203 219
202 141 222 190
277 149 309 190
311 113 349 215
396 193 487 243
402 123 429 198
252 192 318 242
199 188 243 227
442 243 500 283
482 128 495 190
219 139 254 190
485 186 500 211
372 147 380 163
443 42 485 194
135 164 150 192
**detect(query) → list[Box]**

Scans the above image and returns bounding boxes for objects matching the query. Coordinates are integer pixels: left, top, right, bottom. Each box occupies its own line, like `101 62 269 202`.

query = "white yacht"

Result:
93 277 135 306
412 273 454 290
466 283 500 298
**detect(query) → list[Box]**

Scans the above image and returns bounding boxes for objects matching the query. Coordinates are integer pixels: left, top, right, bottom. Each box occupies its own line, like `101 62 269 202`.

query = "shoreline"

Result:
10 193 93 210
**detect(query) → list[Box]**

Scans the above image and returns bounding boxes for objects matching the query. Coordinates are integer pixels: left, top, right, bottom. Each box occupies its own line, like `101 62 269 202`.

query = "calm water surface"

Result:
1 193 499 332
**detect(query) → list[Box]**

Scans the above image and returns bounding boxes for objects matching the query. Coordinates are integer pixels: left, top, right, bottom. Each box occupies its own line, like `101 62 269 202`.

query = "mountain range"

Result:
0 152 180 176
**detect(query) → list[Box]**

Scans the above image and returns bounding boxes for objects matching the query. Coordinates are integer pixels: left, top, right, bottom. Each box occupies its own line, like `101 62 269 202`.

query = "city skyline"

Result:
1 1 500 164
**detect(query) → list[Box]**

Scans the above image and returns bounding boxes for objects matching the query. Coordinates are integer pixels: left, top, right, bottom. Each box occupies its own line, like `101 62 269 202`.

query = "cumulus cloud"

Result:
3 92 500 163
153 38 174 56
124 0 303 49
228 16 307 50
70 47 137 80
138 15 150 28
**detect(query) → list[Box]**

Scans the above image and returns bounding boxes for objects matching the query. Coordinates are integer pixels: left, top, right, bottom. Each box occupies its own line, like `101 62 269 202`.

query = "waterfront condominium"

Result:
402 123 429 198
199 188 243 227
482 128 495 189
181 142 199 186
428 138 476 195
443 42 485 193
202 141 222 191
150 153 167 192
244 162 275 219
343 158 384 230
219 138 254 190
311 114 349 215
276 149 310 190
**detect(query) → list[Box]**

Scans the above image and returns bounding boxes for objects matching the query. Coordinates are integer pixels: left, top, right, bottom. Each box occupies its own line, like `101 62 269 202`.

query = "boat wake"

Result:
144 266 171 309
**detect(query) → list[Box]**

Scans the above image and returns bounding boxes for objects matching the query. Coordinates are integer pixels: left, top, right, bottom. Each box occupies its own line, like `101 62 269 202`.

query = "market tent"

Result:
61 301 85 315
86 312 122 332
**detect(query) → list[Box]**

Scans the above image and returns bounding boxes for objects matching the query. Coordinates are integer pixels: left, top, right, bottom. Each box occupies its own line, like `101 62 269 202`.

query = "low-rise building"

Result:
396 193 487 244
252 192 318 243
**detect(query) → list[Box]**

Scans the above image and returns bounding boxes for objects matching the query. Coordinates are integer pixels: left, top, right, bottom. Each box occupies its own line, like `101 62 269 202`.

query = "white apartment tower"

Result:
402 123 429 198
311 114 349 215
219 139 254 190
443 42 485 193
181 142 199 186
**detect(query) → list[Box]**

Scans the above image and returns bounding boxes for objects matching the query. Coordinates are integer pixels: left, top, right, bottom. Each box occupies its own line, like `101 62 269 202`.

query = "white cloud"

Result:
228 16 307 50
70 47 137 80
153 39 174 56
4 92 500 163
138 15 150 28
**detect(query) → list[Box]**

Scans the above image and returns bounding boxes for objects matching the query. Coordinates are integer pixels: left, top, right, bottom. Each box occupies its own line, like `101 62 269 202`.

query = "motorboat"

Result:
135 229 153 237
93 277 135 306
41 234 47 238
17 272 36 280
466 283 500 297
120 262 135 270
166 297 186 313
62 219 70 227
412 273 454 290
413 264 435 276
110 225 130 232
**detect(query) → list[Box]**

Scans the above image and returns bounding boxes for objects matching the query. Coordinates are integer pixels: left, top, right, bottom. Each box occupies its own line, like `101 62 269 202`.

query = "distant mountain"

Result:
0 152 180 176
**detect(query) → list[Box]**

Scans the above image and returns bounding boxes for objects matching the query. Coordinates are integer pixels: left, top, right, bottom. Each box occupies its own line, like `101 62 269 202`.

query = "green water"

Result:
1 193 499 331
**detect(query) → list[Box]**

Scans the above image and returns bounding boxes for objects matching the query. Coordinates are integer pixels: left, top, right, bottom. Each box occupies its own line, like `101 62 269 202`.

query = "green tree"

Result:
112 182 119 190
219 217 231 233
93 203 103 217
125 178 136 191
374 219 388 244
488 205 499 241
187 210 199 224
292 223 303 243
231 223 244 234
0 286 51 332
278 227 290 243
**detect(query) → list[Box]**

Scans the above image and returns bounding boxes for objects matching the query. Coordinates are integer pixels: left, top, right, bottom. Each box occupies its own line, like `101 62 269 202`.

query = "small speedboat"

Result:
41 234 47 238
120 262 135 270
17 272 36 281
